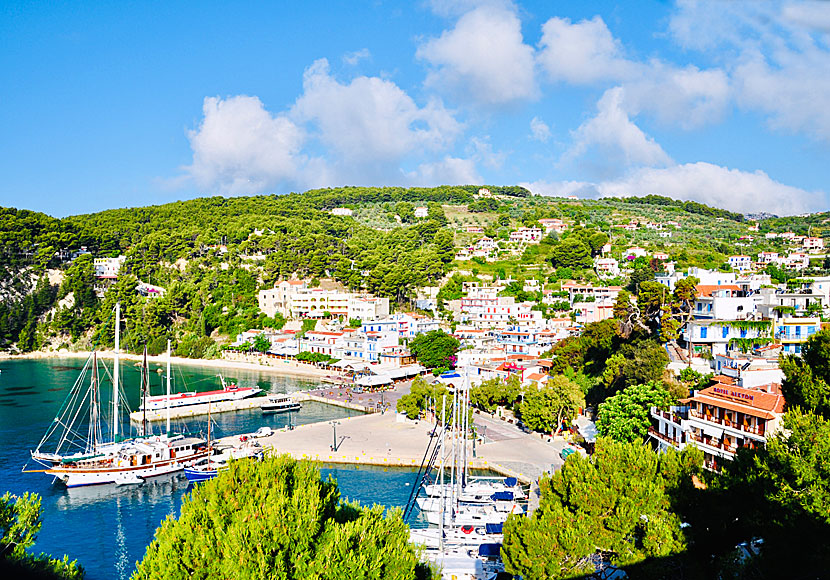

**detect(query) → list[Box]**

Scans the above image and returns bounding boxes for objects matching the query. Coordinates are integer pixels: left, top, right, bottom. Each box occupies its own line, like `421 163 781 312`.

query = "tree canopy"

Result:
408 330 459 370
132 455 432 580
0 491 83 579
502 438 701 579
596 381 674 443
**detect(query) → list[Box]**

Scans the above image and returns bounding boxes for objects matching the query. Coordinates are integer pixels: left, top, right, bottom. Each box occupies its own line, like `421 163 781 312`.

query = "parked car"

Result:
560 447 577 461
254 427 273 438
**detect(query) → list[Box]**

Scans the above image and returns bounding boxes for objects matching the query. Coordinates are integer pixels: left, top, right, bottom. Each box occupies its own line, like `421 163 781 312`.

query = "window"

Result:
740 329 747 338
700 327 708 339
795 345 802 354
723 326 729 338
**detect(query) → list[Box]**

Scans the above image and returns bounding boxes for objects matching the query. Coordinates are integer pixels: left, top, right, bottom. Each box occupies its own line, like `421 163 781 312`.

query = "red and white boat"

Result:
139 375 262 411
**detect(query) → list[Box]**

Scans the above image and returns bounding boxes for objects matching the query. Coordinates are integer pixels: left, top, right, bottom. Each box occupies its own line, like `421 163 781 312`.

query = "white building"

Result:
331 207 353 216
414 206 429 218
803 237 825 251
509 227 543 244
684 320 771 357
785 252 810 270
693 284 756 320
757 251 779 264
728 255 752 271
538 218 567 235
93 256 126 279
649 381 785 471
624 246 647 259
594 257 620 277
257 281 389 321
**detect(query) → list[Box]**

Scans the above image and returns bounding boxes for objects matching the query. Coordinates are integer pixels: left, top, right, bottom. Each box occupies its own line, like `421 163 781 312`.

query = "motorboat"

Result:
260 393 301 414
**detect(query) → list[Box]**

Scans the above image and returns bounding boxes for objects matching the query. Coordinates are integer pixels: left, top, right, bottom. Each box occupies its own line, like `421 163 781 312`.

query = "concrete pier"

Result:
243 411 563 485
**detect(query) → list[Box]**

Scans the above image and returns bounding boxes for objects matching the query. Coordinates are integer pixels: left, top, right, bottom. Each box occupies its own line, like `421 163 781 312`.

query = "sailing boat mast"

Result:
113 303 120 442
89 351 100 453
141 345 149 437
166 339 171 436
439 392 446 551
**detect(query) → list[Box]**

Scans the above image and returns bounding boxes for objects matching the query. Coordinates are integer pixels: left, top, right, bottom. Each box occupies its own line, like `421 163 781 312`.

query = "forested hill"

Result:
0 185 819 356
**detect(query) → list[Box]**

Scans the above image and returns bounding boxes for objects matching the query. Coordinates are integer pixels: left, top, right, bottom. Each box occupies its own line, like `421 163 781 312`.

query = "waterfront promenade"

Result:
235 409 565 485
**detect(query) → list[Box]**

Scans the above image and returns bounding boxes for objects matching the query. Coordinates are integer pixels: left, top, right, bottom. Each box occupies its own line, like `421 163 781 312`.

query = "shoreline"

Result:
0 350 340 381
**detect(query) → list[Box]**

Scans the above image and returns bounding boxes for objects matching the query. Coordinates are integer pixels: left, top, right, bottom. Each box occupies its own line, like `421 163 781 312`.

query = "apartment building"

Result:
649 381 785 471
509 227 543 244
257 281 389 321
93 256 126 279
776 317 820 355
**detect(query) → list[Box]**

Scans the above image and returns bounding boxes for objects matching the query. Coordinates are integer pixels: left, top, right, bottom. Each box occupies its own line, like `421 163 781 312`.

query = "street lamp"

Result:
330 420 340 451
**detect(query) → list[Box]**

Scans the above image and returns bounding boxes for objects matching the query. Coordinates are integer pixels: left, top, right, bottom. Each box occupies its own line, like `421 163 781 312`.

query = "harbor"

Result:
216 405 565 486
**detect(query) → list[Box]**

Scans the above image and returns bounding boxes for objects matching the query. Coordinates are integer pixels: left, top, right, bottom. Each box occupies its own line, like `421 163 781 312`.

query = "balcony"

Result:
648 426 684 448
688 409 765 436
689 432 736 454
653 409 686 425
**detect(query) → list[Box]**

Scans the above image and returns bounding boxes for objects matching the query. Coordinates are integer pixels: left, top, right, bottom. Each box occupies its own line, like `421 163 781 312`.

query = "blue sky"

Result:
1 0 828 217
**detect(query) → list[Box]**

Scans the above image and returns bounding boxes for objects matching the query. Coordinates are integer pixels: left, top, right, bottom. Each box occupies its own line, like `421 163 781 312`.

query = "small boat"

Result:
261 393 301 414
114 473 145 486
184 444 263 484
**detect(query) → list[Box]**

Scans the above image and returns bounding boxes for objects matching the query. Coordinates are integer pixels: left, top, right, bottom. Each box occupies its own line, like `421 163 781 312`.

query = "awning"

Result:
700 424 724 439
355 374 393 387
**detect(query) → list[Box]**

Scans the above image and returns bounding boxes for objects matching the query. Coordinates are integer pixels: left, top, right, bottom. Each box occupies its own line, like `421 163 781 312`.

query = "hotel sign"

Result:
713 386 754 401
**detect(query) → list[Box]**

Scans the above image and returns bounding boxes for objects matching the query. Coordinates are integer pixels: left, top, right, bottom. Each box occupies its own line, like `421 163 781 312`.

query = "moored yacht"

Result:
29 304 210 488
260 393 301 414
139 375 261 411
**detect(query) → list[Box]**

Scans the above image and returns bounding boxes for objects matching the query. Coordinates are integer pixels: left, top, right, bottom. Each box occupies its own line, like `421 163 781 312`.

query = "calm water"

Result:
0 358 421 579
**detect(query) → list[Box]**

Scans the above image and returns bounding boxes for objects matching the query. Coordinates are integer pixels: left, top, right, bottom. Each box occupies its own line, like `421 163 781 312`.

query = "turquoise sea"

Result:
0 357 422 579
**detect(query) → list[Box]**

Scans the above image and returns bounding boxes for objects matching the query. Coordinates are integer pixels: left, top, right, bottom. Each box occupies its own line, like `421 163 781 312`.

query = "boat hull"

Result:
139 388 262 411
46 450 210 488
261 402 301 414
184 467 220 483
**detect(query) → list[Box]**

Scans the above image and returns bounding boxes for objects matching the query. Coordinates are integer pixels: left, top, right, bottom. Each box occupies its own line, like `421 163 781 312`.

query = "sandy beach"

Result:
0 349 340 380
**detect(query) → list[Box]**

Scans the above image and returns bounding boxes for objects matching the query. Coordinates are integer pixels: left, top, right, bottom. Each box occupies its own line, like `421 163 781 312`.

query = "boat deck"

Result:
128 391 378 422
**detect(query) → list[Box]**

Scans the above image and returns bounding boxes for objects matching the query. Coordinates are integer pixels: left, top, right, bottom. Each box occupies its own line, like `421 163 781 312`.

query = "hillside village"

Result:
25 188 824 476
3 187 830 577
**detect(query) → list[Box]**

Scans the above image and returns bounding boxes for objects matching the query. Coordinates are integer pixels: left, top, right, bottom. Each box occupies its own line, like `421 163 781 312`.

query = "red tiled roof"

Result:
695 284 741 297
682 383 785 419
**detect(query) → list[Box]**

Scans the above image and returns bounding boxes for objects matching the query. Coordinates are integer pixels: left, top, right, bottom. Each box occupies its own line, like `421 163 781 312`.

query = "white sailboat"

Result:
30 305 209 488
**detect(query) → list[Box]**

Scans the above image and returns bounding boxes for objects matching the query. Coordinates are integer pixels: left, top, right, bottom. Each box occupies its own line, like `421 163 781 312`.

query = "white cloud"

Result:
669 0 830 140
178 59 472 194
292 58 462 165
523 162 825 215
734 45 830 141
537 16 634 84
597 162 825 216
566 87 673 169
417 4 537 105
406 156 482 185
530 117 551 142
782 1 830 32
183 95 309 195
623 63 730 129
469 136 506 169
343 48 370 65
536 14 729 129
520 179 597 198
